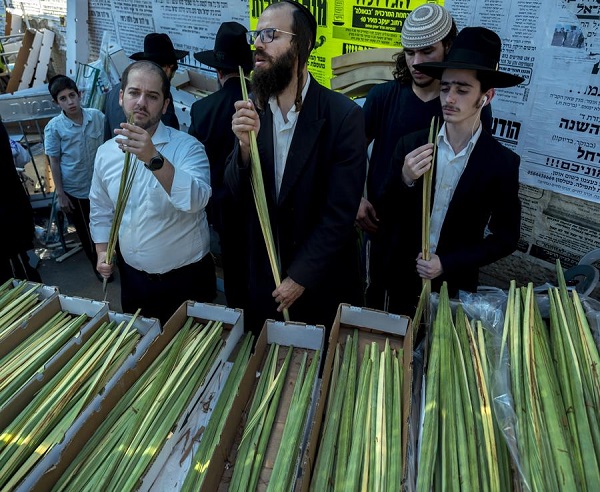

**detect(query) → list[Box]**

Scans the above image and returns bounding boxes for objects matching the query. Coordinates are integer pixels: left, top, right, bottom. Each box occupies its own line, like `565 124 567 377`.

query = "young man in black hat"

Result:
226 0 366 333
103 33 187 141
359 5 494 310
188 21 253 309
376 26 524 315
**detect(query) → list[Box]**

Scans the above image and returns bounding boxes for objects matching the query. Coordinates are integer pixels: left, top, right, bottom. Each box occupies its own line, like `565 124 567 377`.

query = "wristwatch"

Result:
145 152 164 171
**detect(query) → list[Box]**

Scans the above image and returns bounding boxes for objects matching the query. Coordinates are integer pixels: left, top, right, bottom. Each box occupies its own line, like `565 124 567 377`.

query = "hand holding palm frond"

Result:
238 66 289 321
103 114 139 295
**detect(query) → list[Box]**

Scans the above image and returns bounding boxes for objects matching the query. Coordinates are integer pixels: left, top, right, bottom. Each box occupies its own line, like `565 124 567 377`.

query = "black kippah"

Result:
280 0 317 49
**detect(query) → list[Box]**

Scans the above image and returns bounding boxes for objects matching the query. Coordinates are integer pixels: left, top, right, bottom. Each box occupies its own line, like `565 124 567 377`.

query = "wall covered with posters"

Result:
4 0 600 286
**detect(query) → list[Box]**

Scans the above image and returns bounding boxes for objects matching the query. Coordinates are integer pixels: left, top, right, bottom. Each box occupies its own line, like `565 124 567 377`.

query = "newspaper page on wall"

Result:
87 0 250 71
447 0 600 269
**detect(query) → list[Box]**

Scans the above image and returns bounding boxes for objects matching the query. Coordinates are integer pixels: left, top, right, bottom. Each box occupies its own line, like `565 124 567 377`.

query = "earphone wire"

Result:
472 99 484 138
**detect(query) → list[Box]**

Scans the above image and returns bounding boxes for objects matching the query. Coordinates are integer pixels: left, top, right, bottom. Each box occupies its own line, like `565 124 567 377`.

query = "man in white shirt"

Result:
376 27 524 315
91 60 214 323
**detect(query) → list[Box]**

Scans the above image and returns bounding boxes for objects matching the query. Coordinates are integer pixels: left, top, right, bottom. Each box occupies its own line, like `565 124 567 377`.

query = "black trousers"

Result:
119 253 216 325
64 193 97 272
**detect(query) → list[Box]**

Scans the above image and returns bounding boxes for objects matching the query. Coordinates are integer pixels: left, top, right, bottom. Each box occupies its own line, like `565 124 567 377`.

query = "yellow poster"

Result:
248 0 441 88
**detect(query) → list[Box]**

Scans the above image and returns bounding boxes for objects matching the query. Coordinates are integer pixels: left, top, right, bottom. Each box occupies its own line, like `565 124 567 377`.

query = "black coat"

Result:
189 77 246 308
189 77 242 232
376 128 521 309
0 121 35 258
225 77 367 331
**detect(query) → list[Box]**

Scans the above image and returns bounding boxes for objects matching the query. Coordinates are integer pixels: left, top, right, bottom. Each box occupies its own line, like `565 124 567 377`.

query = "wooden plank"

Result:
17 29 43 90
331 48 398 70
330 65 394 91
32 29 54 87
5 28 35 93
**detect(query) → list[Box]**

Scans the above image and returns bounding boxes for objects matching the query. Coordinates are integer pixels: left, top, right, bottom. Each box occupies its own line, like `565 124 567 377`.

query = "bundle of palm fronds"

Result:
103 115 139 294
238 66 289 321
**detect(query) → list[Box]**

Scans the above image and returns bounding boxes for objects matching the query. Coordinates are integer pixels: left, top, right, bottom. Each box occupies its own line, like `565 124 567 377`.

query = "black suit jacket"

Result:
0 121 34 257
377 128 521 305
225 76 366 330
189 77 241 232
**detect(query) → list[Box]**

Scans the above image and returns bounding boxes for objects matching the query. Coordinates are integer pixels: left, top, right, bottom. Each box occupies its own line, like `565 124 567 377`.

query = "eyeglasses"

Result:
246 28 296 45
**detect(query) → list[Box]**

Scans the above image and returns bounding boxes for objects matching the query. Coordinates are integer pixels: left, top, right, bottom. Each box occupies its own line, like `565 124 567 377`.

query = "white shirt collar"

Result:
437 121 483 158
268 73 311 121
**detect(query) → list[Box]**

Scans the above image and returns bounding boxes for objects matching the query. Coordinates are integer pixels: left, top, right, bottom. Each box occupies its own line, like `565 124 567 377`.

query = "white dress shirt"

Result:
429 123 482 253
90 122 211 274
268 74 311 198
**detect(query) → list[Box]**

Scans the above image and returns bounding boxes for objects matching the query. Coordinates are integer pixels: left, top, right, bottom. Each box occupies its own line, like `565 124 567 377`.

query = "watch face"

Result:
147 153 164 170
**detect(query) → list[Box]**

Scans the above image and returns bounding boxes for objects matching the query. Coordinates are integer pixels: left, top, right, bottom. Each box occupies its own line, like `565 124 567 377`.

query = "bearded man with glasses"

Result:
225 0 366 335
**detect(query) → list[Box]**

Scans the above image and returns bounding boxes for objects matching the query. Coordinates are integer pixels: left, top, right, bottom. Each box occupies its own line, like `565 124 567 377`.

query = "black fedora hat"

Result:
414 27 524 88
130 33 188 65
194 22 252 71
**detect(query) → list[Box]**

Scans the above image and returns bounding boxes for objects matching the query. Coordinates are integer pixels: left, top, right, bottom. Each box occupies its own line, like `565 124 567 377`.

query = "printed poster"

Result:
249 0 436 88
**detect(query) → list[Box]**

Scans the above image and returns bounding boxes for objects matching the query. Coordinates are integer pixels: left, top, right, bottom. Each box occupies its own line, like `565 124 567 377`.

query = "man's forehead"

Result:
258 4 293 29
441 69 478 86
124 69 162 93
58 89 77 96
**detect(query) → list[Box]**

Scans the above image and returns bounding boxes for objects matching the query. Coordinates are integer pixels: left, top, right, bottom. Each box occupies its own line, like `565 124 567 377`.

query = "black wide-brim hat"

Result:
194 22 253 71
414 27 524 88
130 33 188 65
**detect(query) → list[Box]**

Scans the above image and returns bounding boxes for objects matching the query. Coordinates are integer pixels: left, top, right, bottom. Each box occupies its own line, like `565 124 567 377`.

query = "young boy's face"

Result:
55 88 82 117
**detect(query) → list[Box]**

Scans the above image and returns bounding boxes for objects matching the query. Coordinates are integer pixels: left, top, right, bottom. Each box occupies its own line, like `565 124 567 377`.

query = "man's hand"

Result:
115 123 156 164
402 143 434 186
272 277 305 312
96 250 114 279
355 197 379 233
416 252 443 280
57 191 74 213
231 99 260 165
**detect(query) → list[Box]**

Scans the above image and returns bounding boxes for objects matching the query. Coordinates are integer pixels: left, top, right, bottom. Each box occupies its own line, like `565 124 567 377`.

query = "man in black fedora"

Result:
103 33 187 141
375 26 524 315
188 21 253 309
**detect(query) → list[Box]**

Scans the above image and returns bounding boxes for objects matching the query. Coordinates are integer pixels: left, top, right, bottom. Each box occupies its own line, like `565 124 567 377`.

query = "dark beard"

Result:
252 47 296 110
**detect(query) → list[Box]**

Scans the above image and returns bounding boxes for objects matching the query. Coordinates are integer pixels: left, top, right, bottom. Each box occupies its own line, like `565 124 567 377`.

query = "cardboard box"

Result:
295 304 413 492
0 296 109 426
19 301 243 492
199 320 325 492
171 69 218 108
138 302 244 490
0 281 60 359
142 332 247 491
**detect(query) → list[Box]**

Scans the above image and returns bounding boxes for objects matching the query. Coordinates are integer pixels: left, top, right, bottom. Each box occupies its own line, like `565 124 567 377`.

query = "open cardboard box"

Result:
171 69 218 108
0 294 109 426
138 302 244 490
0 280 60 359
18 301 242 492
295 303 414 491
199 320 325 492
